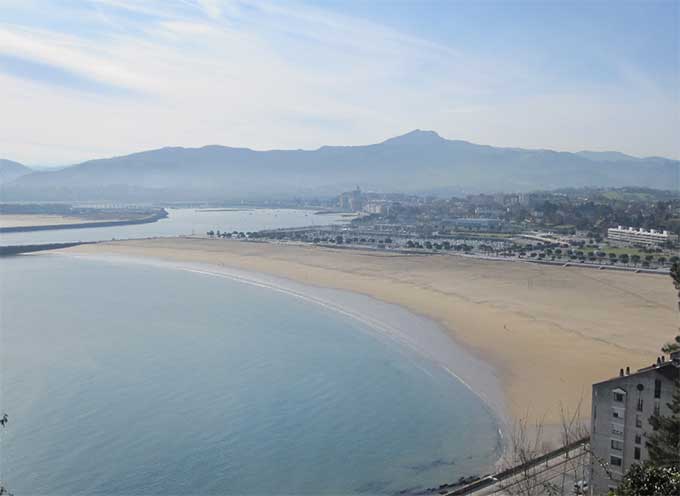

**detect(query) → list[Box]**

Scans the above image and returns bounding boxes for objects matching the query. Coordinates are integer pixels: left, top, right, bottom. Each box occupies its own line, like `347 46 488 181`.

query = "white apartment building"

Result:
607 226 678 247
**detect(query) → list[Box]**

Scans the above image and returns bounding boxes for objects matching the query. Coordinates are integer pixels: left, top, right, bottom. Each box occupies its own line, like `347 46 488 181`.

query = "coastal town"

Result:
2 191 679 495
206 186 680 274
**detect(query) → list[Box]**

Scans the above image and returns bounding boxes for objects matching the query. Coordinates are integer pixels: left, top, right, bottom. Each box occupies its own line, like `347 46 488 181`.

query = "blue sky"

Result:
0 0 677 165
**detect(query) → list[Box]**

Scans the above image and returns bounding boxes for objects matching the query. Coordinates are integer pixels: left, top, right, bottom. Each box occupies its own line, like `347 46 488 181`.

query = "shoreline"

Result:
57 250 510 427
61 237 678 444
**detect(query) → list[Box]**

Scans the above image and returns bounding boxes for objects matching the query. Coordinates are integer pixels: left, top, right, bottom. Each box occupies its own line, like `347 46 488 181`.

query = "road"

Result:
446 444 591 496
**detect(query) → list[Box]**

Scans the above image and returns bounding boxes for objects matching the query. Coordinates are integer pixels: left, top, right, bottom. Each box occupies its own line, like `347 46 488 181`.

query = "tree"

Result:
497 402 590 496
612 462 680 496
647 379 680 467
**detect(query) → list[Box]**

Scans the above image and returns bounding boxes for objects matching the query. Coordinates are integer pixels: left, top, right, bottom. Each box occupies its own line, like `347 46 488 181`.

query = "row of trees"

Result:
206 230 250 238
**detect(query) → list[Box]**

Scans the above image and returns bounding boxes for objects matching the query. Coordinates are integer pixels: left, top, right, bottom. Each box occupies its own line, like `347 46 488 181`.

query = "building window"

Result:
634 447 641 460
636 415 643 428
610 455 623 467
637 398 643 412
612 424 624 436
635 433 642 444
653 402 660 416
611 439 624 451
613 409 625 420
614 392 625 402
654 379 662 398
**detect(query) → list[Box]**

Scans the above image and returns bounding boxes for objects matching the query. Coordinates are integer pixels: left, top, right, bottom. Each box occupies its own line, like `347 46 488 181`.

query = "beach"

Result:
65 237 679 436
0 214 103 228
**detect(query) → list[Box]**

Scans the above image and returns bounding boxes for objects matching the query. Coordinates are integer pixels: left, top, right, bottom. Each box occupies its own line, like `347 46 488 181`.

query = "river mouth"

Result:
1 253 503 495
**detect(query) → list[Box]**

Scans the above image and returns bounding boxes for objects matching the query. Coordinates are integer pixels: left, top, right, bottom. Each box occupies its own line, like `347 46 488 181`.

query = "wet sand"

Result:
65 238 679 436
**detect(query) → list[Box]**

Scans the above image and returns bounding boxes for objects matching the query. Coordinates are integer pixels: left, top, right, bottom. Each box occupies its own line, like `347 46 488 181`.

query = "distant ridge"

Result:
576 151 641 163
0 159 31 184
2 131 678 201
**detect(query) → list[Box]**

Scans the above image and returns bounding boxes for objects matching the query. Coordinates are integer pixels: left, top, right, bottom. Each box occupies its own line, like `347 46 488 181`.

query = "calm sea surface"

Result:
0 248 500 496
0 208 347 246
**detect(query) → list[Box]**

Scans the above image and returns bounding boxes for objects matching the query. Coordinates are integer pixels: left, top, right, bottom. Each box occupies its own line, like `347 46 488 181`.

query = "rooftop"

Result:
593 351 680 386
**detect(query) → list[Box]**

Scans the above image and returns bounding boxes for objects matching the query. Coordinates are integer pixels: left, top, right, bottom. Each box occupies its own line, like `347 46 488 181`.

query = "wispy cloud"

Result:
0 0 677 164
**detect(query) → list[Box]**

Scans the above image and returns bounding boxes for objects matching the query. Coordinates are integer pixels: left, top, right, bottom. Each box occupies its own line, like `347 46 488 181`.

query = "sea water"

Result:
0 255 499 495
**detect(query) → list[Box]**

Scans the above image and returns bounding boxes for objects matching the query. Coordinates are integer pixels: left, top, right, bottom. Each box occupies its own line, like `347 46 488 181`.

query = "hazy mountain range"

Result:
0 159 32 185
1 130 678 201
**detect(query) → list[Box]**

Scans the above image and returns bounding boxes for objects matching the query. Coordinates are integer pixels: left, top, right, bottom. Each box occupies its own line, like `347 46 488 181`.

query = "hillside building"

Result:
589 350 680 494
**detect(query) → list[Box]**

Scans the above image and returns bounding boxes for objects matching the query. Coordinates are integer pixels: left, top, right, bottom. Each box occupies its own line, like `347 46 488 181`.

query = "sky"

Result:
0 0 678 166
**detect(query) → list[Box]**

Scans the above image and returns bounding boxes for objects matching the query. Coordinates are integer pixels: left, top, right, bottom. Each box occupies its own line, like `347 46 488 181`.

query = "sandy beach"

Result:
0 214 102 228
65 238 679 435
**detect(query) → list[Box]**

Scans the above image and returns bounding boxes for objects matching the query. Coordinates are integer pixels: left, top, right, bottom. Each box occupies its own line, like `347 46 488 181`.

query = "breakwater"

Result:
0 241 95 256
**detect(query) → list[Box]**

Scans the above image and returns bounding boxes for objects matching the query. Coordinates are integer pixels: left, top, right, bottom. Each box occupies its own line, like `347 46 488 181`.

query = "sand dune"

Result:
65 238 679 432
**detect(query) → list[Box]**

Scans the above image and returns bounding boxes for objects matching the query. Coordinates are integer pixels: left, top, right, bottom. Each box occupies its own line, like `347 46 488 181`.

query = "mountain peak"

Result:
381 129 446 145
